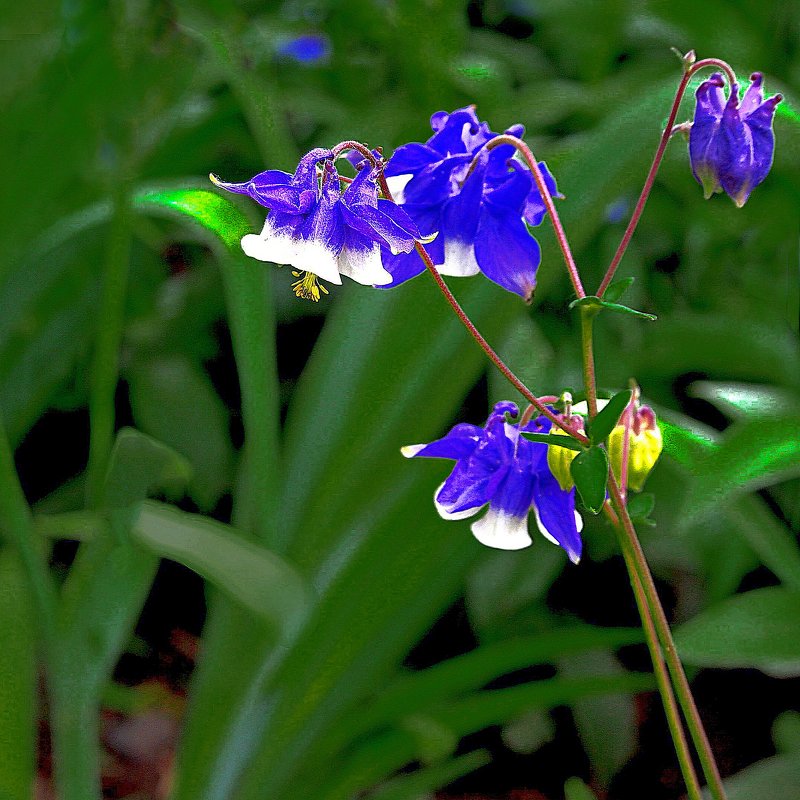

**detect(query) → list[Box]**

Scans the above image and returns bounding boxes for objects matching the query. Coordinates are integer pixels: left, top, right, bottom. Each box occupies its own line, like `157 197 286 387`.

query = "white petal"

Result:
470 508 533 551
575 509 584 533
571 399 609 416
400 444 426 458
338 243 393 286
433 482 485 521
241 218 342 284
439 239 480 277
385 174 413 205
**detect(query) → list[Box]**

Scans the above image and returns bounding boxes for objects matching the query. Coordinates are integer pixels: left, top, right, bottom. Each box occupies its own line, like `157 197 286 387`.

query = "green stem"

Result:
85 191 133 506
0 415 57 643
607 479 727 800
578 307 599 418
604 505 702 799
579 304 719 799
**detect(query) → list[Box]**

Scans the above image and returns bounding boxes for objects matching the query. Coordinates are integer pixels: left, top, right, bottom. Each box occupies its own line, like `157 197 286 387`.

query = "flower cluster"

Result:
210 148 420 300
402 402 584 563
381 106 561 301
689 72 782 207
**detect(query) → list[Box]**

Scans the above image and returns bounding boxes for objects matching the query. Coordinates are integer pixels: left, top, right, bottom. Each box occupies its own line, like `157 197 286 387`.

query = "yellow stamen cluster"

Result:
291 271 329 302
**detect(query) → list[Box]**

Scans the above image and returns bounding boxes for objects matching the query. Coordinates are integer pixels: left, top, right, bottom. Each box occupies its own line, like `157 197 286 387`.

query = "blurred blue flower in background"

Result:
381 106 561 301
689 72 782 207
403 401 583 562
211 149 420 299
276 33 330 65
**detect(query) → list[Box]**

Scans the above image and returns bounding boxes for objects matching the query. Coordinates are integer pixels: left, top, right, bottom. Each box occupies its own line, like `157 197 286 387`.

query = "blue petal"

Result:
689 74 726 198
532 464 583 564
439 158 485 276
340 202 418 254
403 153 472 207
384 143 441 177
401 423 483 461
522 162 562 227
473 203 540 301
427 108 482 155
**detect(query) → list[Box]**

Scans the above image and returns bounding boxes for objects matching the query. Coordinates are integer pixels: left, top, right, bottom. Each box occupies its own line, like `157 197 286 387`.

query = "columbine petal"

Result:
242 217 342 284
401 423 483 460
338 233 393 286
532 460 583 564
473 203 540 301
439 160 485 277
471 507 533 550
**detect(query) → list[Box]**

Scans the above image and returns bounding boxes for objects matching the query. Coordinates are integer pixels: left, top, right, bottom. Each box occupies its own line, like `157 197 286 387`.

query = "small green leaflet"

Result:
569 295 656 321
570 446 609 514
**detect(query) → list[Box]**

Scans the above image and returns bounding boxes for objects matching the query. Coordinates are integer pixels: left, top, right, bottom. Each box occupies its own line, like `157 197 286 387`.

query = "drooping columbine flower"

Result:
402 401 583 562
210 149 421 300
381 106 561 302
689 72 782 207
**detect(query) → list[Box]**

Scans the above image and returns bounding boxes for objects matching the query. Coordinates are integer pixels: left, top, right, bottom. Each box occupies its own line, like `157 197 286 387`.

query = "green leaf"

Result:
602 277 635 303
674 587 800 676
681 415 800 525
522 431 584 451
773 711 800 754
134 187 253 250
127 355 233 511
587 389 631 444
0 551 36 800
688 381 800 420
711 753 800 800
49 427 191 796
570 446 609 514
568 295 656 321
565 777 599 800
626 491 655 522
364 750 491 800
130 501 310 639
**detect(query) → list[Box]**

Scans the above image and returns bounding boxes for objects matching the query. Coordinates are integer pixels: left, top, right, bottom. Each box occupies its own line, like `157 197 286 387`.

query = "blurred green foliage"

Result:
0 1 799 799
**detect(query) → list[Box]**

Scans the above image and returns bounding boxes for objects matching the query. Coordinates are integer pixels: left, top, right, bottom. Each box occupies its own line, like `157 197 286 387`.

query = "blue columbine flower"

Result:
689 72 782 207
381 106 561 302
402 401 583 562
210 149 421 300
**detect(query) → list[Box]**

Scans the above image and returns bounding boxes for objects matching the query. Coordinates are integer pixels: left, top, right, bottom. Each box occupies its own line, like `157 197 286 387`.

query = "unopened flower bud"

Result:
547 419 584 491
607 405 663 492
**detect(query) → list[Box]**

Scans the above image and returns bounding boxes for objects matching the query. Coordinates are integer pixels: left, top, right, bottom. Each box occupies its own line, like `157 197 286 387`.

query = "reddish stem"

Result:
596 57 737 297
484 135 586 300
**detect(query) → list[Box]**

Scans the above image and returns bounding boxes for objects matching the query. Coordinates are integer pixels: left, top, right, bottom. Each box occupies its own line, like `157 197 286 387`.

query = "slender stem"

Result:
596 57 736 297
85 190 133 507
578 307 599 418
484 135 586 300
411 241 587 441
607 477 728 800
376 172 588 443
606 501 703 800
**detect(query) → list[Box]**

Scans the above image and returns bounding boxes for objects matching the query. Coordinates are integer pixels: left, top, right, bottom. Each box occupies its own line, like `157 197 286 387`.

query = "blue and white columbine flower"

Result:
210 148 421 300
689 72 782 207
381 107 561 301
402 401 583 562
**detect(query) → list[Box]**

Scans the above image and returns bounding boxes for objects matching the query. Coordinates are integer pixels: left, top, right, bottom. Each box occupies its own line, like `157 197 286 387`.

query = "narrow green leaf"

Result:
674 587 800 676
365 750 491 800
130 501 310 639
602 277 635 303
681 415 800 524
0 551 36 800
568 295 656 321
134 187 252 250
587 389 631 444
570 446 609 514
49 428 190 798
688 381 800 420
521 431 584 451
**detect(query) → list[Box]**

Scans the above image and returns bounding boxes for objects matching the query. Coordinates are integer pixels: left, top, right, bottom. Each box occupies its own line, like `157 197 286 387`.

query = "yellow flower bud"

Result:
547 425 582 491
607 406 663 492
